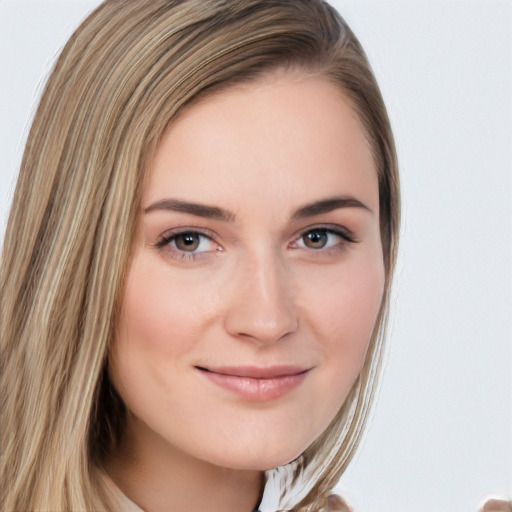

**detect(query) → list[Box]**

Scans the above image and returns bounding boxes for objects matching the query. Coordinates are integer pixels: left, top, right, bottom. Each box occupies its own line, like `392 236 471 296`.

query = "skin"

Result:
107 73 384 512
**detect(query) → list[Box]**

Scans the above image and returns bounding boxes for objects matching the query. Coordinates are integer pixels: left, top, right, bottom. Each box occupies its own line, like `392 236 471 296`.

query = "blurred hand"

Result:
321 494 512 511
479 497 512 512
319 494 512 511
323 494 352 512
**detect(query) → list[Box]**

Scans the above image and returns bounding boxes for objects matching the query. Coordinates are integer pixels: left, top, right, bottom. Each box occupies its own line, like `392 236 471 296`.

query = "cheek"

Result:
109 254 217 413
304 251 384 397
115 253 215 360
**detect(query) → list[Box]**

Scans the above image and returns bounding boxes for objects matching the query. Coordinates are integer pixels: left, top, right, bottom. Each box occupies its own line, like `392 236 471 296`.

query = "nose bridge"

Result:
224 244 298 345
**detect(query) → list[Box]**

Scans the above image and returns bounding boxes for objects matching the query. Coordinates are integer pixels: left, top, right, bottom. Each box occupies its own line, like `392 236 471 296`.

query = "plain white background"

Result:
1 1 511 511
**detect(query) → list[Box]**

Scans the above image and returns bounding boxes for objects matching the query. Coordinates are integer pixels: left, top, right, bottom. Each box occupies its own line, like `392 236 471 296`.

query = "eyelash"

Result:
290 225 356 252
154 225 356 262
154 228 220 262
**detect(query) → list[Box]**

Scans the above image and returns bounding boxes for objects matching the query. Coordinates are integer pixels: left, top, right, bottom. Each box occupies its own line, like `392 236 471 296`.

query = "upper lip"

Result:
195 365 311 379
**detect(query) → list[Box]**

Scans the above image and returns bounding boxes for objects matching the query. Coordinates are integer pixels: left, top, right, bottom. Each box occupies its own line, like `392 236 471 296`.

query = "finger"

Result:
480 497 512 512
324 493 353 512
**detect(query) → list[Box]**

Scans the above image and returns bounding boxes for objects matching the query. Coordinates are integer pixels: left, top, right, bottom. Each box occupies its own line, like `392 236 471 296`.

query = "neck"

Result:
105 415 264 512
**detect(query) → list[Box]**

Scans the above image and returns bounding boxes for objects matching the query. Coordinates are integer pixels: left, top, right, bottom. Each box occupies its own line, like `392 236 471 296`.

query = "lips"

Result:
195 365 310 402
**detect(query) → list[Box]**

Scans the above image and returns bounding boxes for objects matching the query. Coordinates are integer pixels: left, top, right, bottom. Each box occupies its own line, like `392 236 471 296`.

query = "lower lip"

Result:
197 369 309 402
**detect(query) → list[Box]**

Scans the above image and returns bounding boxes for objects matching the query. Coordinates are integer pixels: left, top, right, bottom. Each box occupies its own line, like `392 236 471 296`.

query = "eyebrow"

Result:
144 195 371 221
291 196 372 219
144 199 235 221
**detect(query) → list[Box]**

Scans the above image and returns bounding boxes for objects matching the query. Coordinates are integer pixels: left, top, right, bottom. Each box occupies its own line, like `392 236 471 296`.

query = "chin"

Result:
197 432 314 472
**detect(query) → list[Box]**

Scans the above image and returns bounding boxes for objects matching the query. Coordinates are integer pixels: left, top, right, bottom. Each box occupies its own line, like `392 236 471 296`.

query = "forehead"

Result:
143 74 378 217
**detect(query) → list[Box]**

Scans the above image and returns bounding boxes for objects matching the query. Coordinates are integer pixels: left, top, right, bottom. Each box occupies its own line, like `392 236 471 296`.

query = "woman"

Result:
0 1 400 510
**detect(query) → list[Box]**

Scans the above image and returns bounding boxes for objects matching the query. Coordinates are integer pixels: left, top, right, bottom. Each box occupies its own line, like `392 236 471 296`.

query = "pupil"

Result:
306 231 327 248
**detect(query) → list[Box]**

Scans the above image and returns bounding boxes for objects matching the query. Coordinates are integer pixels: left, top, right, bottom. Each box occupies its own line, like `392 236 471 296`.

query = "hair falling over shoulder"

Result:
0 1 399 510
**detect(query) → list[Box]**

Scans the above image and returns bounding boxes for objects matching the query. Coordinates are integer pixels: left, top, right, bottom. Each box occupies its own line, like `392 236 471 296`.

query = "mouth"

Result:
195 365 311 402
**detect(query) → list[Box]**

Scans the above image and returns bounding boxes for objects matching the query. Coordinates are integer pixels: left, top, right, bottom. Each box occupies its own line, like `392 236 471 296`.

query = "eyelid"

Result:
153 227 222 263
290 223 356 245
154 227 218 248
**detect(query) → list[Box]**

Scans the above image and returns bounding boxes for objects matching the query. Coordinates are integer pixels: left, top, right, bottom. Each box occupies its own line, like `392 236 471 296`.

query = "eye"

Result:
155 229 220 257
173 232 204 252
303 230 330 249
292 227 354 251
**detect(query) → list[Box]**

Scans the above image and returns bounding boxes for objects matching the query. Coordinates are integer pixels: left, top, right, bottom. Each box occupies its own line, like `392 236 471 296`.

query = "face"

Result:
109 74 384 472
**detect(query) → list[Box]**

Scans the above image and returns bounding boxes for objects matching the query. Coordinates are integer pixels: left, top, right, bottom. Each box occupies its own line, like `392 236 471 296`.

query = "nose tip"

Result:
231 304 297 345
224 256 298 346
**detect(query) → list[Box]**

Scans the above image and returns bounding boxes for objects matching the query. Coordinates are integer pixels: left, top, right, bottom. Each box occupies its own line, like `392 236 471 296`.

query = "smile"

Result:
195 365 311 402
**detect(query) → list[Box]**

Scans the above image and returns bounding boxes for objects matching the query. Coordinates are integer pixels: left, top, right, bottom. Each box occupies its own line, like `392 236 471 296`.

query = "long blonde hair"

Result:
0 1 400 510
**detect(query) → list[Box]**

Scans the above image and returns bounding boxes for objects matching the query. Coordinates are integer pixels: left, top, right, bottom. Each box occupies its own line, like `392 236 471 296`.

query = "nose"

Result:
223 250 298 345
